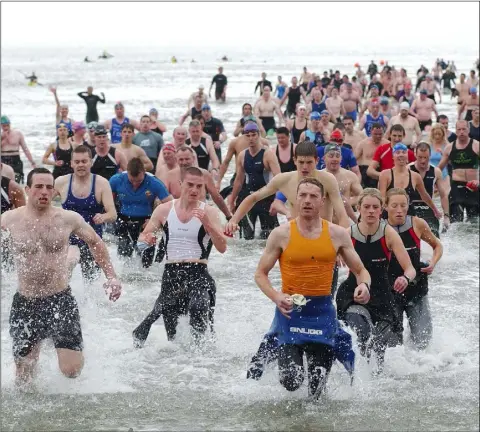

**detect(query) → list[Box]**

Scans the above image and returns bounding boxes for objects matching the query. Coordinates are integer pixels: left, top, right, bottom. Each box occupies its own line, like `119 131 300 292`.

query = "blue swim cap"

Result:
202 104 211 111
149 108 158 114
393 143 408 153
244 122 259 133
320 110 330 116
470 87 477 93
310 112 321 120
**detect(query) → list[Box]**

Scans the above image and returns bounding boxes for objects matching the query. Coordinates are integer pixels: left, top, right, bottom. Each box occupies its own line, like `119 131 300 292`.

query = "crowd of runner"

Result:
1 58 479 398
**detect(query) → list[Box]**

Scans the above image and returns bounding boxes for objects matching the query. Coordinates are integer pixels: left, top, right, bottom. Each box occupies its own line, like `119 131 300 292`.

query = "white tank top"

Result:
165 200 212 261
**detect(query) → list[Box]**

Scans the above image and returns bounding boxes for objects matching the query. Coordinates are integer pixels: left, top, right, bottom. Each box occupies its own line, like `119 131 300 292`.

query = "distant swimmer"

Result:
2 167 121 387
84 57 94 63
77 86 106 123
98 50 113 59
209 66 228 102
221 56 228 61
171 56 178 64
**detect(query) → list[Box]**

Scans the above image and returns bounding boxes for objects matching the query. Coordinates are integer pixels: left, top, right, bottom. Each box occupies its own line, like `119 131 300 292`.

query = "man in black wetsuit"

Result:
78 87 106 123
201 105 227 163
209 67 228 102
279 76 307 119
254 72 272 96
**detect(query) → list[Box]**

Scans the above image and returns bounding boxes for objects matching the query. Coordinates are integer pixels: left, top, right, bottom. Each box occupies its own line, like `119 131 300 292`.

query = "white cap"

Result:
400 102 410 110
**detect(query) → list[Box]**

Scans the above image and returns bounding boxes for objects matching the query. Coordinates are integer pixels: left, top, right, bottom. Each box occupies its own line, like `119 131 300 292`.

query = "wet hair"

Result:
386 188 409 205
242 103 252 112
437 114 448 122
276 126 290 136
415 141 432 153
390 124 406 135
297 177 324 196
121 123 135 132
294 141 318 159
334 122 345 132
140 115 151 122
127 157 145 177
358 188 383 207
189 120 202 128
72 144 92 159
184 166 203 178
343 115 354 123
177 145 195 155
371 122 385 132
193 114 204 122
27 167 54 187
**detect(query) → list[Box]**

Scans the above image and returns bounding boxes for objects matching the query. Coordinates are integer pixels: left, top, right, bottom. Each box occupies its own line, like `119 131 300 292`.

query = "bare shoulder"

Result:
327 221 350 239
268 222 291 247
345 169 358 182
61 208 85 226
54 173 70 189
315 170 338 187
1 207 24 226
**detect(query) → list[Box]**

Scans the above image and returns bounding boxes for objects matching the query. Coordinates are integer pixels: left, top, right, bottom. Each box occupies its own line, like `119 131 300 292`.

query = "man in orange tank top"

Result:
253 178 371 398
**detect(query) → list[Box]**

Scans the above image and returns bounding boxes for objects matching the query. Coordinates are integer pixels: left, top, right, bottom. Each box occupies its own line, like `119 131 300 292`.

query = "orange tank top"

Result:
279 219 337 297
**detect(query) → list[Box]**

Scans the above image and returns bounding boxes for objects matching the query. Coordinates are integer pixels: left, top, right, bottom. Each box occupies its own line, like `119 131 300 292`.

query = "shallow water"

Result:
1 46 479 431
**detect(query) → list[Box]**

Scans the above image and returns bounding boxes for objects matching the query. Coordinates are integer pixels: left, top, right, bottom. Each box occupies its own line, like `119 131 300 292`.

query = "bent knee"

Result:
280 375 303 392
60 363 83 378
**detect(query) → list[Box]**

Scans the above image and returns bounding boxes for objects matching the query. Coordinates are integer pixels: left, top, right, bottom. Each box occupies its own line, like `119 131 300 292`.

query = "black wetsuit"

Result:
190 106 202 121
203 117 225 163
236 149 278 240
255 79 272 96
336 221 401 366
386 169 417 216
290 118 308 144
211 74 228 99
1 153 24 184
91 147 119 180
285 86 302 118
52 141 74 179
77 92 106 123
448 138 479 221
186 137 210 170
276 144 296 173
469 121 480 141
388 216 431 349
410 164 439 237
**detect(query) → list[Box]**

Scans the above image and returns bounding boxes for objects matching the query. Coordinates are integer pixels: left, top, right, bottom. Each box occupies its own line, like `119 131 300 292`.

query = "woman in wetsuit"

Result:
287 105 308 144
149 108 167 136
378 143 441 218
41 123 74 179
385 188 443 350
336 188 416 372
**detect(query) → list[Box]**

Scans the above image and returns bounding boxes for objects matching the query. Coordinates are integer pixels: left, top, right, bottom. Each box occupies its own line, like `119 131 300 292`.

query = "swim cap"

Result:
310 112 321 120
330 129 343 142
87 121 98 131
371 85 379 90
149 108 158 114
73 121 86 131
420 89 428 94
393 143 408 153
470 87 477 93
244 122 259 133
163 143 176 153
400 102 410 110
1 115 10 125
320 110 330 116
324 144 341 154
94 125 108 136
114 101 124 109
202 104 211 111
56 122 68 129
380 97 389 105
297 104 307 111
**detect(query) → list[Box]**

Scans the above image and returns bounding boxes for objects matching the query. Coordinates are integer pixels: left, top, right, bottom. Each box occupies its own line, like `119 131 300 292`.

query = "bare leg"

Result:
15 343 41 387
66 245 80 280
56 348 84 378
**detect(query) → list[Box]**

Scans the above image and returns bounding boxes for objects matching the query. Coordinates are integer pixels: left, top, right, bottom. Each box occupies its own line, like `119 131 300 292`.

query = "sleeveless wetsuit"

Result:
276 143 296 173
286 86 302 117
236 148 278 240
386 169 417 216
52 141 74 179
186 137 210 171
291 118 308 144
91 147 119 180
469 121 480 141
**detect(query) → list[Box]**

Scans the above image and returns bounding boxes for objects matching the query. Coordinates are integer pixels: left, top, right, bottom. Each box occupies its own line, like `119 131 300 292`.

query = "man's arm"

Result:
205 173 232 219
138 203 167 244
18 133 36 167
437 144 452 170
409 100 418 118
217 140 236 187
233 120 243 137
115 149 128 172
198 206 227 253
9 181 26 208
367 157 381 180
279 87 290 107
206 140 220 170
179 109 190 126
413 172 440 216
326 174 350 228
349 174 363 207
136 148 154 172
228 152 246 209
378 170 389 200
434 168 450 228
99 92 106 104
77 92 87 100
265 150 281 177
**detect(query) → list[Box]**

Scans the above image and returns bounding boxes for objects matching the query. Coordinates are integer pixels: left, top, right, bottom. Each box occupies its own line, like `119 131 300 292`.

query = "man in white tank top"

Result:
133 166 227 347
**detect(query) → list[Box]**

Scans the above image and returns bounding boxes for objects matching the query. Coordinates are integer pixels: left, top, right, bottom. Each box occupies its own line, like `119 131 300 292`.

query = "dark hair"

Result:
437 114 448 122
189 120 202 128
73 144 92 158
193 114 204 122
177 145 195 154
294 141 318 158
334 122 345 132
140 115 151 122
276 126 290 136
184 166 203 178
343 115 354 123
297 177 324 196
121 123 135 132
390 124 406 135
127 157 145 177
27 167 54 187
415 142 431 153
371 122 386 131
242 103 252 112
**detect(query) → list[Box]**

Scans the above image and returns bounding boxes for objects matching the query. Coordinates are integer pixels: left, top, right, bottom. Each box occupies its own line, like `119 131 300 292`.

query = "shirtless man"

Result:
326 87 346 122
355 123 390 188
162 146 232 219
300 66 313 91
340 83 361 122
104 103 139 145
467 70 479 88
117 124 154 171
1 162 15 180
1 116 36 184
420 74 442 103
455 73 471 119
386 102 422 148
187 85 208 109
2 167 121 386
342 115 366 151
459 87 479 121
409 90 439 131
254 86 284 132
322 144 363 223
359 85 381 118
224 140 350 236
394 68 412 100
155 144 178 181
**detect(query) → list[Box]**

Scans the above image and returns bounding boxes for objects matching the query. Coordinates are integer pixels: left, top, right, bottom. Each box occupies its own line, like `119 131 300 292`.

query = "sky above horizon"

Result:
2 2 479 49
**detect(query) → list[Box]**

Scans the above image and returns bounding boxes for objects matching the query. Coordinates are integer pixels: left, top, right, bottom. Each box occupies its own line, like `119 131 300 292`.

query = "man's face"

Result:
202 109 212 121
122 127 134 141
370 104 379 115
128 172 145 189
182 173 205 202
245 131 259 146
400 108 409 119
415 149 431 170
189 126 202 141
332 88 338 97
163 149 176 164
174 129 187 145
1 124 10 133
194 95 202 106
390 130 404 145
27 173 55 208
456 121 469 139
371 88 379 97
95 134 108 147
343 119 354 133
439 117 449 130
115 105 125 117
71 151 92 177
140 117 150 133
297 183 324 219
87 86 93 94
276 133 289 147
324 150 342 171
177 150 194 169
473 109 479 123
294 156 318 177
60 105 69 117
371 127 384 143
359 196 382 224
